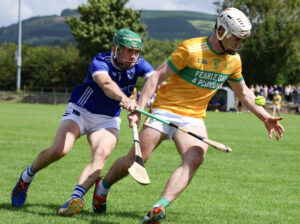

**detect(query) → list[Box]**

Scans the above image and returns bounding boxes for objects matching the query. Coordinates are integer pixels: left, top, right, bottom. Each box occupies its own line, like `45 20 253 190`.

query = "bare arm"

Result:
229 80 270 121
137 61 174 110
93 72 137 111
127 61 174 127
228 80 285 139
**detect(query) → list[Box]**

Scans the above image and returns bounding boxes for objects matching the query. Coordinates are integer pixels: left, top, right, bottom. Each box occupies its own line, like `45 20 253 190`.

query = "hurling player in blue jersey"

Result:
11 29 154 216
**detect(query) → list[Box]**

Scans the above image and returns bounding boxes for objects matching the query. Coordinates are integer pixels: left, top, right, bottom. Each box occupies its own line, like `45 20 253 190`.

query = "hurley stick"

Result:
128 123 150 185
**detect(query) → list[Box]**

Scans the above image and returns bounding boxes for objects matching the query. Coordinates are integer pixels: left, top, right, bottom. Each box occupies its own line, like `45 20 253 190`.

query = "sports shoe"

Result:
92 177 107 213
142 205 166 223
11 178 31 207
58 196 84 216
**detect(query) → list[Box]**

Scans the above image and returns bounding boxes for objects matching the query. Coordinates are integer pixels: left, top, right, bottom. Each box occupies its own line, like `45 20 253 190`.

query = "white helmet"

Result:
216 8 252 41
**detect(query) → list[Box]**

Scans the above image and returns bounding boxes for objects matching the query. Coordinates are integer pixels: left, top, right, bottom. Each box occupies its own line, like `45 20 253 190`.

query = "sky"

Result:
0 0 219 28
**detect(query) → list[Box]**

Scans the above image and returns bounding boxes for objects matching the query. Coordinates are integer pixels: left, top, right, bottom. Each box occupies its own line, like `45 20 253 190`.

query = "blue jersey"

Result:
69 52 153 117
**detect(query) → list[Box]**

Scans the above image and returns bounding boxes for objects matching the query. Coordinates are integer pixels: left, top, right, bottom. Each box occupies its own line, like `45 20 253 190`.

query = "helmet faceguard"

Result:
112 29 142 69
215 8 252 55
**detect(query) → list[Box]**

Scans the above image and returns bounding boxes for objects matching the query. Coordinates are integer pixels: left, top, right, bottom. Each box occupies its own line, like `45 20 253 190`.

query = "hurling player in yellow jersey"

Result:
93 8 285 223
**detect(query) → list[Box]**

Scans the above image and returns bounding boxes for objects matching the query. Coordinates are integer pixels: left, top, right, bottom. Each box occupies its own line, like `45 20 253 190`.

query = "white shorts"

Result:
273 105 280 110
61 103 121 136
144 109 206 139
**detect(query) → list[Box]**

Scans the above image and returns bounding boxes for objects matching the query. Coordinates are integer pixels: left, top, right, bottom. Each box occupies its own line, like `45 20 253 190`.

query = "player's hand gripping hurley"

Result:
120 102 232 153
128 123 151 185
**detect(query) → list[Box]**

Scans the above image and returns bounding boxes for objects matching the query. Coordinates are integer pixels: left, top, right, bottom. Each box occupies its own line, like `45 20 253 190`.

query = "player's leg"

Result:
59 128 118 216
161 126 208 201
143 126 208 223
106 125 165 182
12 120 80 208
93 125 167 213
34 120 80 171
80 128 119 189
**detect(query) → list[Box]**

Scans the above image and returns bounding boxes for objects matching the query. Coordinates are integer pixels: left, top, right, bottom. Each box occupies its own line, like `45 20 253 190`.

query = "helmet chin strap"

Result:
216 29 241 55
218 39 237 55
113 46 135 70
218 40 226 53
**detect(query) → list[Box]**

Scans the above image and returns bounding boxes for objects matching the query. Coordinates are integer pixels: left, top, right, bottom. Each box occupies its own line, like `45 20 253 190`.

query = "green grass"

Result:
0 102 299 224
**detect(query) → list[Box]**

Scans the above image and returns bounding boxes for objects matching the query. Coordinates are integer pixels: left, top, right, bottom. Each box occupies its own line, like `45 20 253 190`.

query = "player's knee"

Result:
93 149 109 162
191 156 204 169
185 148 206 169
49 145 68 159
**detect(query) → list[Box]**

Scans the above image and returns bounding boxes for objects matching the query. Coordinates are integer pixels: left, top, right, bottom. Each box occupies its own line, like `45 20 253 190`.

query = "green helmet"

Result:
112 29 142 50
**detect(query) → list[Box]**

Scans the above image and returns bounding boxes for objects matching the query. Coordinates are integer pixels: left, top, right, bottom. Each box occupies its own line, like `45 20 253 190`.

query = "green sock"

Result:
102 177 112 189
156 197 170 208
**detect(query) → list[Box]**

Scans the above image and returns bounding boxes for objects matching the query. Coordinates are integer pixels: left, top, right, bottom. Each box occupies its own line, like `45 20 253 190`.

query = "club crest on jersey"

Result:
127 71 135 80
198 58 208 64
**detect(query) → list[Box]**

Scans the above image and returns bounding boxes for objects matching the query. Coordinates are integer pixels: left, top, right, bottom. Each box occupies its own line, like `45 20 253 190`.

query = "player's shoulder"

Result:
134 56 154 75
93 52 112 64
181 36 207 45
229 52 242 62
135 56 151 67
180 36 208 53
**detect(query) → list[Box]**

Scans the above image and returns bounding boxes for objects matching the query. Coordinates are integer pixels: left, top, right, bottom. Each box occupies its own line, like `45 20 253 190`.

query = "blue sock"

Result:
71 185 87 199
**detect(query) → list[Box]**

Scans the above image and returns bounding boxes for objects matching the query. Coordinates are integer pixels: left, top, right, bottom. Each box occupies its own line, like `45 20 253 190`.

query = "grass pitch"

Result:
0 102 299 224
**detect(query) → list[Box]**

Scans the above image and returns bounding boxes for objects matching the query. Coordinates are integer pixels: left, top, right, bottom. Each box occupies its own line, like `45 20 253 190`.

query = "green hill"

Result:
141 10 215 40
0 9 216 46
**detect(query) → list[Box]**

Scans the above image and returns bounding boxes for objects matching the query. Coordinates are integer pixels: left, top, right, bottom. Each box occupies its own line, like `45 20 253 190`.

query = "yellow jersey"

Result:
152 36 243 120
273 95 281 106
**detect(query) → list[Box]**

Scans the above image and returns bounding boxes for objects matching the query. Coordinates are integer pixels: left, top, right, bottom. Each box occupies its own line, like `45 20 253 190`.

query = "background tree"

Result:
0 43 17 90
66 0 147 60
214 0 300 85
0 43 84 91
21 44 83 89
134 39 182 90
142 39 182 67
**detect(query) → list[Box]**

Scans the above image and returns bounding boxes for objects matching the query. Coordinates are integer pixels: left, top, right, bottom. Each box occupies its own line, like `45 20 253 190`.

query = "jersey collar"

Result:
206 36 224 56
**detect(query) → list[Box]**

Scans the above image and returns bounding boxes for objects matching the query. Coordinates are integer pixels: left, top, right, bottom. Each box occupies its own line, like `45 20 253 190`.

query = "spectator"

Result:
272 90 282 116
268 85 274 101
291 85 298 104
263 84 268 100
255 84 261 96
278 84 284 95
297 86 300 114
284 84 292 103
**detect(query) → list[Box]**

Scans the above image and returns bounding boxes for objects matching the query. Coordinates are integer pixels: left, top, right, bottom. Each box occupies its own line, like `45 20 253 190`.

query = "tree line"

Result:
0 0 299 91
0 39 181 91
